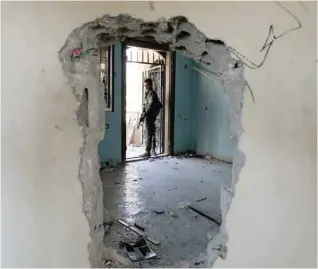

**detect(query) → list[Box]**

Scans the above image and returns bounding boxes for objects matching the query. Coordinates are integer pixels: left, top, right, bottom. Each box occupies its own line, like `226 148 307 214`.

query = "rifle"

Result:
137 108 146 129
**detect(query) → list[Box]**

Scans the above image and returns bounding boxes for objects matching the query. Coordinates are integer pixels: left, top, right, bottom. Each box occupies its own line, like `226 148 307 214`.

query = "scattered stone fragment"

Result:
134 222 145 231
154 210 165 215
175 151 197 159
100 160 122 173
169 212 178 218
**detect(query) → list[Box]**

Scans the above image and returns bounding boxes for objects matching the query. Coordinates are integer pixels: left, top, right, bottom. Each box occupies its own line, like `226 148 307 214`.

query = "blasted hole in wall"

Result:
59 14 246 268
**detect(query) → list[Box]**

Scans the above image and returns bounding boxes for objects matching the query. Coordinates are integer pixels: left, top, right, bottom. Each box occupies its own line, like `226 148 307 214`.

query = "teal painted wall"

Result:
193 63 235 161
172 54 235 160
98 43 122 163
173 53 196 153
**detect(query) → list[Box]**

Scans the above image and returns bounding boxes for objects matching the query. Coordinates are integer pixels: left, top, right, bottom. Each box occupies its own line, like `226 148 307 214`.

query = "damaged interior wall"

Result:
2 1 316 268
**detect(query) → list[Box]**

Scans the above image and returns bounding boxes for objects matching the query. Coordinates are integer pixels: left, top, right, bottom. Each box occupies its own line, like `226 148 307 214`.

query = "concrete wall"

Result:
2 1 316 268
98 43 122 163
194 63 236 162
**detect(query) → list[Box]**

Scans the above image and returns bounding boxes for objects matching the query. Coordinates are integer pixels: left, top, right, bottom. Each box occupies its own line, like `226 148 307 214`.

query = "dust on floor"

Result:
101 157 232 268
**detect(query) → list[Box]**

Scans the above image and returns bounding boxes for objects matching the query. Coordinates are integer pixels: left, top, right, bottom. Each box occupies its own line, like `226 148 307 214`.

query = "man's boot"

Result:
151 150 157 157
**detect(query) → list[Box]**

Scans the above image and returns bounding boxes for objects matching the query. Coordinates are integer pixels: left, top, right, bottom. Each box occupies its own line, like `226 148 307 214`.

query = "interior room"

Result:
98 38 235 267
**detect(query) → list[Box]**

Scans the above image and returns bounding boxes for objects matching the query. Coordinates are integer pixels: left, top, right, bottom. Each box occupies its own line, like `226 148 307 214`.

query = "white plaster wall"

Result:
2 1 316 267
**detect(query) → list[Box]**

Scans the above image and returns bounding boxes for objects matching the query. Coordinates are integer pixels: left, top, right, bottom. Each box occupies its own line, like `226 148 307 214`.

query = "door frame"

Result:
121 38 175 162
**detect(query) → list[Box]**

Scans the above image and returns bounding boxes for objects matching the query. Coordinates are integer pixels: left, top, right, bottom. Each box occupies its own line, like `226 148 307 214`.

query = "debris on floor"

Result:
192 252 207 267
210 244 227 260
175 151 196 159
134 222 145 231
117 219 160 245
153 210 165 215
122 236 157 261
104 247 133 267
195 198 207 202
178 200 191 209
194 260 204 266
169 211 178 218
100 160 122 172
101 156 231 267
188 204 222 226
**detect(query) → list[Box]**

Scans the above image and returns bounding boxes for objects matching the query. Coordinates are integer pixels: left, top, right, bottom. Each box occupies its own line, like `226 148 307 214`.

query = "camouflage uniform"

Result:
143 89 161 153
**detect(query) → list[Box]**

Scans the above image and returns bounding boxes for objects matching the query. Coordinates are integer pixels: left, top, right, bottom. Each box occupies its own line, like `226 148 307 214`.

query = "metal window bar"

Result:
126 47 165 65
100 46 114 112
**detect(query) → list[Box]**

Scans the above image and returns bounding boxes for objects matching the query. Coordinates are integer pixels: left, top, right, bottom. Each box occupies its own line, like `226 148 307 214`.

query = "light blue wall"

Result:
98 43 122 163
193 63 235 161
173 53 196 153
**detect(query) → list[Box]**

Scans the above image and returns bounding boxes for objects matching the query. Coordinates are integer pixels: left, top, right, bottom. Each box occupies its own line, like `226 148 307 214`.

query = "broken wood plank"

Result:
188 205 222 226
117 219 160 246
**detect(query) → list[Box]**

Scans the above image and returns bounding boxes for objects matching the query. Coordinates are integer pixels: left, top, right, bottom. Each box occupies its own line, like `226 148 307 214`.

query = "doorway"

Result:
122 40 173 161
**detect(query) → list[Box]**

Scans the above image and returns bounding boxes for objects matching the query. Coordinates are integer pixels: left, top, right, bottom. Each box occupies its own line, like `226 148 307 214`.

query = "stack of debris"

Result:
175 151 197 159
100 159 122 172
117 219 159 262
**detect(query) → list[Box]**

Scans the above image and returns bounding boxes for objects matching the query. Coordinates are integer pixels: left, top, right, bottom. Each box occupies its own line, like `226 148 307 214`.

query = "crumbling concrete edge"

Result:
58 14 246 267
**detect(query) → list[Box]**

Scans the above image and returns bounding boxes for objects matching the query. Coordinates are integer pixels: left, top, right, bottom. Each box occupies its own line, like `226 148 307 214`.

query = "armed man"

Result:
138 78 163 158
